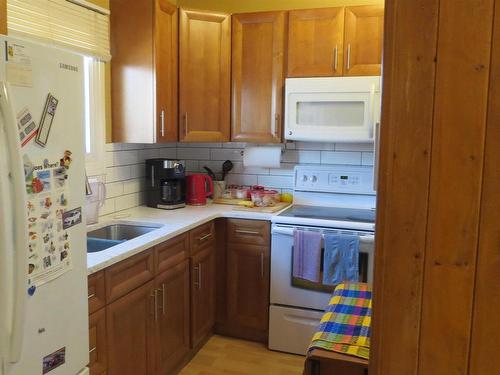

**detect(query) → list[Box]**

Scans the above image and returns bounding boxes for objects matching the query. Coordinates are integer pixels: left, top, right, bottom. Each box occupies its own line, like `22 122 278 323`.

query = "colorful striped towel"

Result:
309 283 372 360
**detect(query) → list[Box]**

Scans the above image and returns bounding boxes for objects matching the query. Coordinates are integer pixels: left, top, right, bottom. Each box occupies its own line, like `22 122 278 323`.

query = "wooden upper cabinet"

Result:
179 9 231 142
231 11 287 143
155 0 179 142
287 7 345 77
110 0 178 143
344 5 384 76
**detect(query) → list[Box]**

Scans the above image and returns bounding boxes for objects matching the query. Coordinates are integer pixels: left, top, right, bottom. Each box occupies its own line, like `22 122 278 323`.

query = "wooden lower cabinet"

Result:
106 280 155 375
190 245 216 348
226 243 270 342
89 308 107 375
154 260 191 375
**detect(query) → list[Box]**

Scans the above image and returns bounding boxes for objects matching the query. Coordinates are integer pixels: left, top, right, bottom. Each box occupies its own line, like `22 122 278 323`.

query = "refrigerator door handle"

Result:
0 81 29 363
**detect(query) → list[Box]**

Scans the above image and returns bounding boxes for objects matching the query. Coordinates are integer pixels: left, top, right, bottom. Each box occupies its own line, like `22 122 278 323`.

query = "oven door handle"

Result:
272 226 375 243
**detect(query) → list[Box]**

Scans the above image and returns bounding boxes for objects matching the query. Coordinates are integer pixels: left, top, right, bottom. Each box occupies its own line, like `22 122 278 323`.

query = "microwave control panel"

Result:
294 165 375 195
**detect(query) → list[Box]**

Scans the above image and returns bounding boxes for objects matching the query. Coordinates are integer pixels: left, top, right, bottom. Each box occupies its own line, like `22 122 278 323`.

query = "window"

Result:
7 0 111 176
84 57 106 176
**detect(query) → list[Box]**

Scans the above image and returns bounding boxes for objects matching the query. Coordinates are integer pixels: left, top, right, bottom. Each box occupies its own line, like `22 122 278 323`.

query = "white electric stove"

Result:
269 165 376 355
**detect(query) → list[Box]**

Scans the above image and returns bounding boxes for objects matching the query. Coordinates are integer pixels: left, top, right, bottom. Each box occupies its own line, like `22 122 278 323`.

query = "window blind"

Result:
7 0 111 61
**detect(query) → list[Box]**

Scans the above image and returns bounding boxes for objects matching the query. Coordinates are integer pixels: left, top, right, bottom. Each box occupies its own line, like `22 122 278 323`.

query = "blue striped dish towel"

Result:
322 234 359 286
293 229 322 282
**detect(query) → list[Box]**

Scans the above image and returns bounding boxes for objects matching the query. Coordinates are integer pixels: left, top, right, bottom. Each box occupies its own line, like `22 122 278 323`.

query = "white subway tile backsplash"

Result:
177 147 210 160
106 166 130 183
282 150 321 164
159 147 177 159
258 175 294 189
335 143 374 152
211 148 243 161
321 151 362 165
99 141 374 217
113 150 140 166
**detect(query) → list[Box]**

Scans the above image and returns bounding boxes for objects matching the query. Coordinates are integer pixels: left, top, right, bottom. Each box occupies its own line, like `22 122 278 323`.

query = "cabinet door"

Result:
288 8 345 77
179 9 231 142
106 281 155 375
154 260 190 375
231 11 286 143
226 243 270 342
190 245 215 348
344 5 384 76
111 0 155 143
155 0 178 142
89 308 107 375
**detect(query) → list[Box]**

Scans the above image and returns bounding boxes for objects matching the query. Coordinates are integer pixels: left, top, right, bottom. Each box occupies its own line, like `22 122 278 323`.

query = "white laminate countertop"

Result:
86 203 284 275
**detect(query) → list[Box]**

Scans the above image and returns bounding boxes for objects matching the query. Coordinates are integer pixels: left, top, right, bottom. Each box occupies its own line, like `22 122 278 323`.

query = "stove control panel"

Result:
294 165 375 195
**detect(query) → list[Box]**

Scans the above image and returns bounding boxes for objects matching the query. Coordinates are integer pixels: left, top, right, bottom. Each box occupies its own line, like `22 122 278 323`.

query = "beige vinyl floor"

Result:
179 335 305 375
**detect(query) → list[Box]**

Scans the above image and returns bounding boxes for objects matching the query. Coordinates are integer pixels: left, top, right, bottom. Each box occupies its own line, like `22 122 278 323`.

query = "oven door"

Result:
270 224 374 311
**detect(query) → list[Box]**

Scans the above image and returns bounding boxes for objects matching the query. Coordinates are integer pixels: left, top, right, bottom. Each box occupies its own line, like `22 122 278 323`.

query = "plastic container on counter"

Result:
250 189 280 207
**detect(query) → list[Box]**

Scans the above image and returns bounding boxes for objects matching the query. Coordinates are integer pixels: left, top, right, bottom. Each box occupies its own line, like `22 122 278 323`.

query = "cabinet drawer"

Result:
88 271 106 314
155 233 190 274
227 219 270 246
190 221 215 255
105 249 154 303
89 308 107 375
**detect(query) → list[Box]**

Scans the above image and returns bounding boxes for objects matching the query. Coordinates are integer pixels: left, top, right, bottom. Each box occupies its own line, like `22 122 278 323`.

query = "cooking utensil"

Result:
203 166 217 181
221 160 233 181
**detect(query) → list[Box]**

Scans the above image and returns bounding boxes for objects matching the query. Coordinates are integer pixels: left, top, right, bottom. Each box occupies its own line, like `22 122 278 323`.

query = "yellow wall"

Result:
177 0 383 13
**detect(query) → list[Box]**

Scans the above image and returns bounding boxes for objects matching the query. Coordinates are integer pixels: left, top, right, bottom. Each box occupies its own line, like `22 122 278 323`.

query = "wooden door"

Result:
190 245 215 348
231 11 286 143
89 308 107 375
226 243 269 341
154 0 178 142
344 5 384 76
287 8 345 77
106 281 155 375
154 260 190 375
179 9 231 142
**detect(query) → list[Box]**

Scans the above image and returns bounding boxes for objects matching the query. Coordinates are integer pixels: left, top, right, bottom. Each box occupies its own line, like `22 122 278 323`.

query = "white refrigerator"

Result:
0 36 89 375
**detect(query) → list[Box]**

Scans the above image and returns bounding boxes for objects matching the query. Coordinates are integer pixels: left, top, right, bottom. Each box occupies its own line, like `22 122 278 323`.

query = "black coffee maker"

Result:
145 159 186 209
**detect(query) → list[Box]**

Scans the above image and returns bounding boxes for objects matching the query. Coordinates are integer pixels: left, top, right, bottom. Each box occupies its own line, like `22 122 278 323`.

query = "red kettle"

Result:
186 174 214 205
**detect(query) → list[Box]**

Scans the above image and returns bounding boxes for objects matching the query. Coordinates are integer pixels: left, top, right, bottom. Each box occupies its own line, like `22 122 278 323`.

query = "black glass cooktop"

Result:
278 205 376 223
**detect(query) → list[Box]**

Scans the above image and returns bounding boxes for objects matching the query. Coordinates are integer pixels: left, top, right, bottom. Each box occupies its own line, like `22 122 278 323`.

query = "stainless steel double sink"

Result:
87 223 163 253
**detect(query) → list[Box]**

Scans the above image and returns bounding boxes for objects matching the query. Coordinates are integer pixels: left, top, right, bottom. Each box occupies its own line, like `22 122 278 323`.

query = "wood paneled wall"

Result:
372 1 500 374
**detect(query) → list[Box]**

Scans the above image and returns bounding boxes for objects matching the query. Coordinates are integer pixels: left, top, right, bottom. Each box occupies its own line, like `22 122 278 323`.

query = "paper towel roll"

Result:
243 146 282 168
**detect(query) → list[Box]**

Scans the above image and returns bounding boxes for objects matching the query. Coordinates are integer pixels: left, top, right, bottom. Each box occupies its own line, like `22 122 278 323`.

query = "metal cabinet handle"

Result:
235 229 260 236
161 283 166 315
89 347 96 354
160 110 165 137
333 45 338 71
151 289 158 322
260 253 264 278
87 293 95 299
346 44 352 71
198 263 202 290
199 233 212 242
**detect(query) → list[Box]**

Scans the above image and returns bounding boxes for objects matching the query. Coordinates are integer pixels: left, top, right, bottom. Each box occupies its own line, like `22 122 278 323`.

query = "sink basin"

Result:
87 223 162 253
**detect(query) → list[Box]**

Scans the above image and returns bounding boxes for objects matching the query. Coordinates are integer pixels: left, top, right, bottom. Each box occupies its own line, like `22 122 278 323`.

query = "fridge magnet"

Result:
27 285 36 296
55 209 64 221
60 250 68 261
42 256 51 269
53 167 68 188
59 150 72 169
56 192 68 207
5 42 33 87
36 170 51 192
42 347 65 374
62 207 82 229
35 93 59 147
16 107 38 146
28 264 36 275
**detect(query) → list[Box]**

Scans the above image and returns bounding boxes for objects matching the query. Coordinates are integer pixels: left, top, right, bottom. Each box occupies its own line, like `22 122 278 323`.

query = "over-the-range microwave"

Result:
284 76 381 143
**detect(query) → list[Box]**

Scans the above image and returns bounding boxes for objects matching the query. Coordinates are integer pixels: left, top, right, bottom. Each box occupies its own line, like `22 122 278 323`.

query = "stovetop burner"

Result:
278 205 376 223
